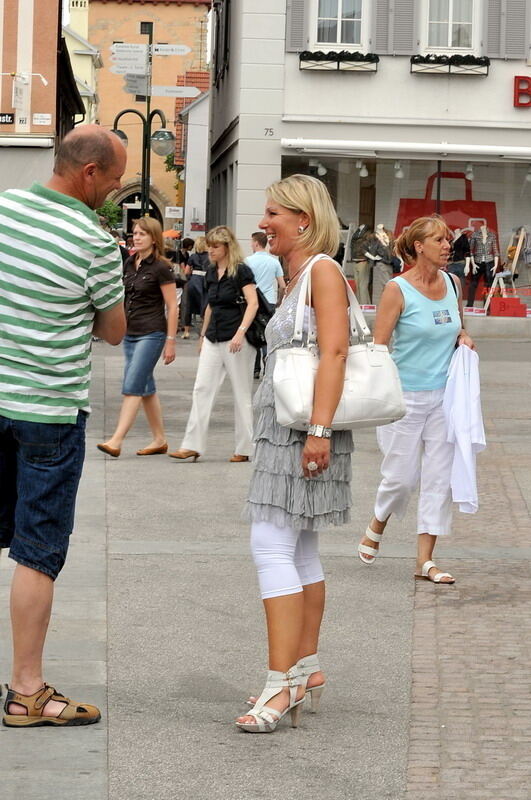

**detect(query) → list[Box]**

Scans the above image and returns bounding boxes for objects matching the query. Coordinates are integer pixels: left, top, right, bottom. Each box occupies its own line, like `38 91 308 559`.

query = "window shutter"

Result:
372 0 418 55
372 0 391 53
485 0 528 59
286 0 308 53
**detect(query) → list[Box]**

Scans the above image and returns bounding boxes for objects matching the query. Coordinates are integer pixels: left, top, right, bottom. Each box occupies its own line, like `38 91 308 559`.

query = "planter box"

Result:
338 60 378 72
300 59 338 71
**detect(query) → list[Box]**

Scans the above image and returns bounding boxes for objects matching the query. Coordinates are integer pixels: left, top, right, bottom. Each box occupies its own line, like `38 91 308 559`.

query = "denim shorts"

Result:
0 411 87 580
122 331 166 396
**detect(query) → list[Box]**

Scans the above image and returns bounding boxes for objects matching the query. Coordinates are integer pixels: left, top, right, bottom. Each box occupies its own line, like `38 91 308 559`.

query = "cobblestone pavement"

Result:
406 343 531 800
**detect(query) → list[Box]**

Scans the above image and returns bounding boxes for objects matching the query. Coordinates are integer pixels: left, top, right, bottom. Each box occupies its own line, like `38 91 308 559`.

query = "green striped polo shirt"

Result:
0 183 124 424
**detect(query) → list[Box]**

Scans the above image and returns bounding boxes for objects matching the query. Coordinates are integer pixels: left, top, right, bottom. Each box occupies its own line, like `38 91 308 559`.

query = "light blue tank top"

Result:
390 271 461 391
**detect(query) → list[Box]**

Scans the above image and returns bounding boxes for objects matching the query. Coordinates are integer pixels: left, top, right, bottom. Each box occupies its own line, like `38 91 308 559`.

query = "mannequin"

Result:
467 224 499 306
349 223 372 305
447 227 470 296
367 223 394 305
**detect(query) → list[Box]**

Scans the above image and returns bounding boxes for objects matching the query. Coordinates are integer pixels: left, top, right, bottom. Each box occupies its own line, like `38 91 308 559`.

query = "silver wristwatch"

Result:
307 424 332 438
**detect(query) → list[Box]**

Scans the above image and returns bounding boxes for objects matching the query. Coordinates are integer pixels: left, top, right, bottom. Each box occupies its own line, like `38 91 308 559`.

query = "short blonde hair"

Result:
395 215 451 265
193 235 207 254
266 174 340 257
205 225 244 277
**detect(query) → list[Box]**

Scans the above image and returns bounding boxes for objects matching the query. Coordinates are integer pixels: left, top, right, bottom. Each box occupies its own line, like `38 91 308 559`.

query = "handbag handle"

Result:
292 254 372 344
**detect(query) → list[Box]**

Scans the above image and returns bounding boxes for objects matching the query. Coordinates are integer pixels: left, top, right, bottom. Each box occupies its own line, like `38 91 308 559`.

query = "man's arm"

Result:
92 303 126 345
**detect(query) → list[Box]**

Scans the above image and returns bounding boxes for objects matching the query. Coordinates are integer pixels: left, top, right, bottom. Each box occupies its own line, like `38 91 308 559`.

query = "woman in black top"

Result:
169 225 258 462
181 236 209 339
97 217 177 458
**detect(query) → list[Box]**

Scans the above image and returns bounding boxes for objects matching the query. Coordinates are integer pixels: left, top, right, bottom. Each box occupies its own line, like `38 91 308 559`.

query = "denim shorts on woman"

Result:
0 411 87 580
122 331 166 396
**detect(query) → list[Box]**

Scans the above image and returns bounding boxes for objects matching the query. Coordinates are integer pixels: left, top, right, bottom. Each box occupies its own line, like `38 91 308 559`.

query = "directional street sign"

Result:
123 74 149 95
150 85 201 98
111 43 147 54
152 44 191 56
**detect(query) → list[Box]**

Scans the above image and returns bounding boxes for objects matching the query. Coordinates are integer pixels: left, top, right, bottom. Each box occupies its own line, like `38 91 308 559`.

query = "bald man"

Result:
0 125 126 728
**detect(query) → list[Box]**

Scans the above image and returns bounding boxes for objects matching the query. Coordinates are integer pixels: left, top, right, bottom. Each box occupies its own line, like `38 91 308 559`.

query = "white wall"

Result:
183 96 209 237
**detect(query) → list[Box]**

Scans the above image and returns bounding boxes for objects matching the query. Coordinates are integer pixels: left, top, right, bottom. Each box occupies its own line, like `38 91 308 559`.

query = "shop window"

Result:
428 0 473 48
317 0 362 45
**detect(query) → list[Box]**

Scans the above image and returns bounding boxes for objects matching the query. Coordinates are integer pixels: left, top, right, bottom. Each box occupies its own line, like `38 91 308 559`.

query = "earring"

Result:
298 226 306 234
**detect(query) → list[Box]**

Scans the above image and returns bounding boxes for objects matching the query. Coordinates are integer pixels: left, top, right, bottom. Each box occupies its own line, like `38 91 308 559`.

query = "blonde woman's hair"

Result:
132 217 172 266
266 173 340 257
205 225 244 276
193 235 207 253
395 214 451 266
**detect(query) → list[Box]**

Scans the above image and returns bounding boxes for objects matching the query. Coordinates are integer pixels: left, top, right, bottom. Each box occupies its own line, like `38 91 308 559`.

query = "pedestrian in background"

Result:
357 215 474 584
169 225 258 463
181 236 209 339
0 125 126 727
245 231 285 378
237 174 352 733
97 217 177 458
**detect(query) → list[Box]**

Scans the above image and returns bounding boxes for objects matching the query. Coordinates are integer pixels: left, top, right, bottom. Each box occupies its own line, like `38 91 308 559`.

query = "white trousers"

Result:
250 521 324 599
374 389 454 536
181 336 255 456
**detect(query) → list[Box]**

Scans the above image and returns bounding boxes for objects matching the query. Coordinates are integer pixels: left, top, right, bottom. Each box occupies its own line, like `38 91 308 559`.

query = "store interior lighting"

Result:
309 158 328 177
394 161 404 179
465 162 474 180
356 160 369 178
525 166 531 182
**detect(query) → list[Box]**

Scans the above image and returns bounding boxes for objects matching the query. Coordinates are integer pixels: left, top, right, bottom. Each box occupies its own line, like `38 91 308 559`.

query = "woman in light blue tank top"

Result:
357 216 475 584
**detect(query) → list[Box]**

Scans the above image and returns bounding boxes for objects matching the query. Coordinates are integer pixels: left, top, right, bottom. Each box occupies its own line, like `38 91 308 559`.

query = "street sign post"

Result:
123 74 149 95
150 86 201 98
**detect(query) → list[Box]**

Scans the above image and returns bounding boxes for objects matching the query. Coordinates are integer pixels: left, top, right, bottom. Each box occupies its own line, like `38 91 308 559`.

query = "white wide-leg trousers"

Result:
181 336 255 456
374 388 454 536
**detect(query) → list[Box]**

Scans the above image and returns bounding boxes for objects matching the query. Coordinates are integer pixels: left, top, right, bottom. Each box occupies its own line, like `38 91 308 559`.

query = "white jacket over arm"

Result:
443 345 486 514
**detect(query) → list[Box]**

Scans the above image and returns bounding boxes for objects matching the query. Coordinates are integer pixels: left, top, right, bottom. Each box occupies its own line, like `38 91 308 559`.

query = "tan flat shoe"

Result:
97 443 120 458
168 449 200 461
3 684 101 728
136 443 168 456
229 454 250 462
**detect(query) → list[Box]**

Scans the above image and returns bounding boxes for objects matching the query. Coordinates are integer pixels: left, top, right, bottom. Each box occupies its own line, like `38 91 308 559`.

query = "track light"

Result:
525 166 531 183
356 161 368 178
465 162 474 180
394 161 404 179
309 158 328 177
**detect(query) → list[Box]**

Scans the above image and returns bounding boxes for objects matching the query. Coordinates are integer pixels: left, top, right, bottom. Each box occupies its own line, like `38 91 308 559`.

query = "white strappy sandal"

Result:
245 653 325 712
358 525 383 564
415 560 455 584
236 667 304 733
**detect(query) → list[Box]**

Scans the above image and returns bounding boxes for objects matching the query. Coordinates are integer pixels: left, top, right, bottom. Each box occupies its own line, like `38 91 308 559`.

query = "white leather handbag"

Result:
273 255 406 431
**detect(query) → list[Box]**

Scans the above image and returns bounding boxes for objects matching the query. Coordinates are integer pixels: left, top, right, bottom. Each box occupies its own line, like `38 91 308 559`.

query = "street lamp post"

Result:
112 108 176 217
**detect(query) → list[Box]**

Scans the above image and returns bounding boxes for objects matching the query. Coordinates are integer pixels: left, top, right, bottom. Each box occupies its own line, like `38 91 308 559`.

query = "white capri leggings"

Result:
374 388 454 537
250 521 325 599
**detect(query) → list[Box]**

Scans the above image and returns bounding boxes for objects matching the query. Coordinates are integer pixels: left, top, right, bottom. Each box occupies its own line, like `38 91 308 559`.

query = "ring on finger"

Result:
307 461 319 472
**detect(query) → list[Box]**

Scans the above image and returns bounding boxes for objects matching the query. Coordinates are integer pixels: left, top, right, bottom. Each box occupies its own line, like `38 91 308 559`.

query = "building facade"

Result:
0 0 83 190
179 91 209 237
209 0 531 284
64 0 102 123
89 0 210 231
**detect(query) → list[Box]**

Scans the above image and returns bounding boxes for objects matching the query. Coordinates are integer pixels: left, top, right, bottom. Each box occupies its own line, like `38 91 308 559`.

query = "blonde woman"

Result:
169 226 258 462
181 236 209 339
97 217 177 457
236 175 352 733
358 215 474 583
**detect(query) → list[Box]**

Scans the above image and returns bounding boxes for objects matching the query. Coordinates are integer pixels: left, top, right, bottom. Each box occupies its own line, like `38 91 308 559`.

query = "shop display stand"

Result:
483 227 523 313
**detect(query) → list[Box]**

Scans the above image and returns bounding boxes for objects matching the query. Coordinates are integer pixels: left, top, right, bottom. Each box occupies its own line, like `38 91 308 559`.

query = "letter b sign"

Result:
514 76 531 107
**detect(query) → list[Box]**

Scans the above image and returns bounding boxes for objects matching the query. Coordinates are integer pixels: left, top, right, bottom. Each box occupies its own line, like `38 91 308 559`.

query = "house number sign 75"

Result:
264 128 274 136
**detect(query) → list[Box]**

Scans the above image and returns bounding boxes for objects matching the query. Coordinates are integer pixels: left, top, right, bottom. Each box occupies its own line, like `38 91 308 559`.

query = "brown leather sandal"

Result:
2 684 101 727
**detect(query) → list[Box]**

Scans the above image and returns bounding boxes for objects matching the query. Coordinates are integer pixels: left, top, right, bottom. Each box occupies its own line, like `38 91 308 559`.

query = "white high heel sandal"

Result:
236 667 304 733
297 653 325 713
358 525 383 565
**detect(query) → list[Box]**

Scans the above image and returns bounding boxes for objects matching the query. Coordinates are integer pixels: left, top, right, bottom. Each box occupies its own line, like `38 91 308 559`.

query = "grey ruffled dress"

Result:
246 276 353 531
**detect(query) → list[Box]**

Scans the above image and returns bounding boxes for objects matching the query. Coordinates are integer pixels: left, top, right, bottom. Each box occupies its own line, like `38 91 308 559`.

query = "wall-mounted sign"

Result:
166 206 183 219
33 113 52 125
0 113 14 124
514 75 531 107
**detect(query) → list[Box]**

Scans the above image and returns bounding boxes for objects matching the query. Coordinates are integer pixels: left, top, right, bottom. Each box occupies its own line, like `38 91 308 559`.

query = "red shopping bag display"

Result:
394 172 499 238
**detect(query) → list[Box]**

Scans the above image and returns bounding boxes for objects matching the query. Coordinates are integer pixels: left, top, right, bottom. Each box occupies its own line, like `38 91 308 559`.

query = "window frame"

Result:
421 0 482 55
311 0 369 52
